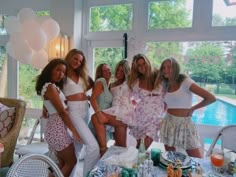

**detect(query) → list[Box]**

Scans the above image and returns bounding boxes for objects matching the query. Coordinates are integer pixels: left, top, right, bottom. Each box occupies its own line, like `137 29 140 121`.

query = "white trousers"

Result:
68 101 99 177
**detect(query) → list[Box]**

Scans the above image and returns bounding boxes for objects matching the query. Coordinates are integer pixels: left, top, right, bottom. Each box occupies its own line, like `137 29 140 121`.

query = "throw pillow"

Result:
0 103 16 138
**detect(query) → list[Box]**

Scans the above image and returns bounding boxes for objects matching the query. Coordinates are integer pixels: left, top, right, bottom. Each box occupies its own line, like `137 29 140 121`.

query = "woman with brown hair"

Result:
90 62 129 156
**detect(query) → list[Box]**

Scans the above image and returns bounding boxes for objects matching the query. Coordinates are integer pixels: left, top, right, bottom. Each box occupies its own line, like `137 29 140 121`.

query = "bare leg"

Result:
144 136 153 150
56 143 77 177
136 136 153 150
56 154 64 169
136 139 141 149
164 144 176 151
186 147 203 158
91 114 107 156
114 126 127 147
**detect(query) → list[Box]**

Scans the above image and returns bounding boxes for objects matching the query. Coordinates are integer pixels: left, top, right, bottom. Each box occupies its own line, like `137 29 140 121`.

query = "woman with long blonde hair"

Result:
128 54 165 149
63 49 99 177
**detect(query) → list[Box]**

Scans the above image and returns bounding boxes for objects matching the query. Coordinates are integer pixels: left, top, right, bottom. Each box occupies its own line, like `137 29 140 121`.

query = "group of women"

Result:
35 49 216 177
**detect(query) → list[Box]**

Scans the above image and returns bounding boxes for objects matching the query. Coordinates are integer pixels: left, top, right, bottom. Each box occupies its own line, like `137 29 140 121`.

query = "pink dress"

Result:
129 81 165 141
102 82 136 126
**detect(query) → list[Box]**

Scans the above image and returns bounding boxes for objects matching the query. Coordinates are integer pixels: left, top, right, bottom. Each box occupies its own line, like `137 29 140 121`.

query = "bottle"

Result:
138 137 146 166
233 159 236 177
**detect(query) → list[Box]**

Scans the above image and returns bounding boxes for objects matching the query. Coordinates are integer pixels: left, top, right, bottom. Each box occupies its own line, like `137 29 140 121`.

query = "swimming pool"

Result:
192 99 236 126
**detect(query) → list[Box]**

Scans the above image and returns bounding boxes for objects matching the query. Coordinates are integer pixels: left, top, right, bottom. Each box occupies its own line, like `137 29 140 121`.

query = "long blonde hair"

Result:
159 57 186 86
95 63 109 80
64 49 90 88
128 54 153 90
114 60 130 82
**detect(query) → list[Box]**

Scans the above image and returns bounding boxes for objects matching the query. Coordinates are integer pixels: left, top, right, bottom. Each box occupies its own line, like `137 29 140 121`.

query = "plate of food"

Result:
160 151 191 169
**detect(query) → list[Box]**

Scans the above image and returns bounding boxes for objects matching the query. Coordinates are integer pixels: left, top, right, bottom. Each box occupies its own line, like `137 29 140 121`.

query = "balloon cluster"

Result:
5 8 60 69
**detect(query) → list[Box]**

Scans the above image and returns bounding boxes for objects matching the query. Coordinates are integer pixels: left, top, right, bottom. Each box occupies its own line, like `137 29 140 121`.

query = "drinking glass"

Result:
210 149 224 173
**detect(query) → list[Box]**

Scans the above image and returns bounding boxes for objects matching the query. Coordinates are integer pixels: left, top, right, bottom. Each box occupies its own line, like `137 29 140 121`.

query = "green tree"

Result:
224 41 236 94
90 4 132 32
186 42 225 92
148 0 191 29
94 48 124 76
147 0 191 68
19 64 41 107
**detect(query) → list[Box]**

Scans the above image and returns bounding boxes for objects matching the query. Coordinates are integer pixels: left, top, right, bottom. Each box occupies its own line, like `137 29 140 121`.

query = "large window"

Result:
18 11 50 108
212 0 236 27
0 14 7 35
146 40 236 95
90 4 133 32
94 47 124 76
148 0 193 29
19 64 42 108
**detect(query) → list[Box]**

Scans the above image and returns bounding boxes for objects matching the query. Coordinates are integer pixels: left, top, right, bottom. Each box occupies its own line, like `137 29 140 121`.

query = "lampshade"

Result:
47 32 70 60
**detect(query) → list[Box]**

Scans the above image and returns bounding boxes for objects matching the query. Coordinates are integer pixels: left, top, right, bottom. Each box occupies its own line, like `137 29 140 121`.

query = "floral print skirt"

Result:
45 113 73 152
160 113 201 150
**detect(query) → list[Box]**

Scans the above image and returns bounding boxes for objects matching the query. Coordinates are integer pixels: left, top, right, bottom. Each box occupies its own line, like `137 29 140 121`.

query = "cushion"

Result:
0 103 16 138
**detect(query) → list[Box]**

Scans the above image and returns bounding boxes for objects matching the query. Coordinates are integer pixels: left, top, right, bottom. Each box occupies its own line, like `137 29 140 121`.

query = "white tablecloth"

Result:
89 146 232 177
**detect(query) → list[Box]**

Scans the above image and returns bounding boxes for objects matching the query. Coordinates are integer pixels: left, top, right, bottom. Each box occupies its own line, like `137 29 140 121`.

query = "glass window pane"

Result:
147 41 236 126
147 40 236 85
212 0 236 26
94 47 124 78
0 15 7 35
90 4 133 32
0 46 7 97
36 11 50 16
148 0 193 29
19 64 42 108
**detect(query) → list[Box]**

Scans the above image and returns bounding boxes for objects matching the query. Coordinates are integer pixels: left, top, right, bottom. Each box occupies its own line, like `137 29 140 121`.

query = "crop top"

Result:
41 82 67 114
164 77 194 109
63 77 85 96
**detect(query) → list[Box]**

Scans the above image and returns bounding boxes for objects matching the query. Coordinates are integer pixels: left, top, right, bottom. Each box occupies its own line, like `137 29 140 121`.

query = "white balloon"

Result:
22 20 40 37
25 28 47 51
36 16 50 25
18 51 33 64
5 16 22 34
6 41 16 58
31 50 49 69
41 18 60 40
9 32 25 44
11 38 33 64
17 8 36 24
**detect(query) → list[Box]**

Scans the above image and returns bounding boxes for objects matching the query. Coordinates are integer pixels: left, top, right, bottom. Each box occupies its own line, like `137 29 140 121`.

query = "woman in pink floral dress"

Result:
128 54 165 149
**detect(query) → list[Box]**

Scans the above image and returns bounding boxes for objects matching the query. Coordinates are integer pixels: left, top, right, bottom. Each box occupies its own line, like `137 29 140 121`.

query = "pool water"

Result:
192 98 236 126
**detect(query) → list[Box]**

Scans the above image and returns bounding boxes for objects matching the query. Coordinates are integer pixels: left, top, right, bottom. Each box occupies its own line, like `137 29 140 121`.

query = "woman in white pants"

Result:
63 49 99 177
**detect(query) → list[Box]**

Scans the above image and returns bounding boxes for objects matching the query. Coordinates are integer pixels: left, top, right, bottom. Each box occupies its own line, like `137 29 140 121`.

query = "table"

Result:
89 146 232 177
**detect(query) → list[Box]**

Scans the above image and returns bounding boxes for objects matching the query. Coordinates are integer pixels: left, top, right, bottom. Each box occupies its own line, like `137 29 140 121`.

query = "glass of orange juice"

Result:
210 149 224 173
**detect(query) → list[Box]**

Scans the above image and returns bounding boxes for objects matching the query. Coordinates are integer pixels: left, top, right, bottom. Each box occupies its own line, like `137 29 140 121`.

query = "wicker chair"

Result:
0 97 26 168
6 154 63 177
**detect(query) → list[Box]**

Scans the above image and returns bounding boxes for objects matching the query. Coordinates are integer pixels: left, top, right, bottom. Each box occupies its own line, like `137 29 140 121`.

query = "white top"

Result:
41 83 67 114
63 77 85 96
164 77 194 109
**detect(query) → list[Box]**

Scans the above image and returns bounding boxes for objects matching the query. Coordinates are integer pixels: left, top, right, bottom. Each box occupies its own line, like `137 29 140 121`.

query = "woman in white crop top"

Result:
159 57 216 158
35 59 82 177
63 49 99 177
